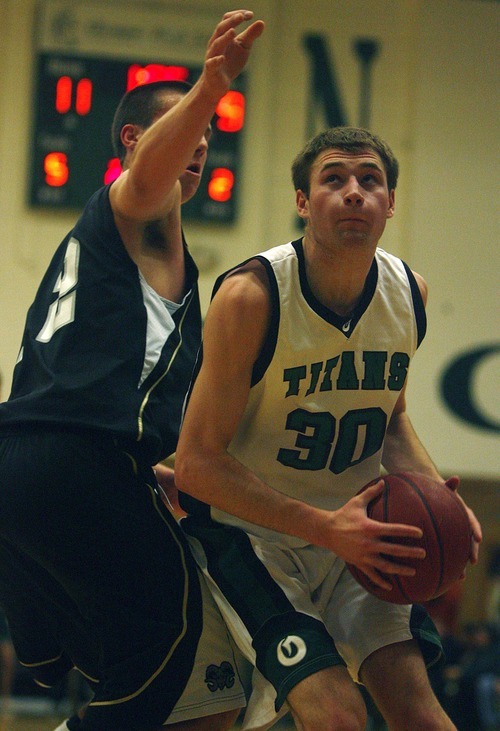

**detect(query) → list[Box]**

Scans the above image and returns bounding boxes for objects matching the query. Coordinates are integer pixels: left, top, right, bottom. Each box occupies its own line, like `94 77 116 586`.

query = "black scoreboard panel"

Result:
29 53 246 223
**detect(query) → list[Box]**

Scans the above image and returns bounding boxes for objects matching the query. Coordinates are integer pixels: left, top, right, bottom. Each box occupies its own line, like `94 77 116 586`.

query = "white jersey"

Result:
211 238 426 545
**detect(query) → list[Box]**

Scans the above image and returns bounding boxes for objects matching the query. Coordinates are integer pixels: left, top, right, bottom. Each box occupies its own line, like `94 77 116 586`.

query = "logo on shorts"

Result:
277 635 307 666
204 661 236 692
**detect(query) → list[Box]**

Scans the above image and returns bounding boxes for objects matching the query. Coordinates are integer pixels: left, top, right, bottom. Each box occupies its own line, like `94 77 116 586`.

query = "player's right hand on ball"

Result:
325 480 425 591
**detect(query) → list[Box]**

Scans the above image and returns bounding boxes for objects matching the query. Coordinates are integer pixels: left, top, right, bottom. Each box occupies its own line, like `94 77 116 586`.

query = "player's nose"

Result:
343 177 364 206
197 133 209 155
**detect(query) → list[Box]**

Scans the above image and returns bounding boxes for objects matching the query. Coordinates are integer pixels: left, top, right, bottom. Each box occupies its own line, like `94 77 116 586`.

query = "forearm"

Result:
129 82 221 199
176 448 327 546
176 446 431 586
382 409 441 480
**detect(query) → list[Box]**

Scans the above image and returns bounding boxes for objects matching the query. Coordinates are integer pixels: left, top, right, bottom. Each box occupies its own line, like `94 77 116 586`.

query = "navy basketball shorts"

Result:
0 430 246 729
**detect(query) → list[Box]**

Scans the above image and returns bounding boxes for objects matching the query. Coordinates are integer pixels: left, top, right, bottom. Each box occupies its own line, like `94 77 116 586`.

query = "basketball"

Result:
346 472 472 604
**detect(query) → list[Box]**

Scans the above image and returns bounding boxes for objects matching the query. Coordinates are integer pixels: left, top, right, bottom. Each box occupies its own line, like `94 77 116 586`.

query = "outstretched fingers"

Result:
358 483 425 588
207 10 257 54
205 10 265 82
234 17 266 50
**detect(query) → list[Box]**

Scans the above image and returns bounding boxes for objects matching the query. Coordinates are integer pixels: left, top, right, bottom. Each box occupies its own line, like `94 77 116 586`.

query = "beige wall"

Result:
1 0 498 482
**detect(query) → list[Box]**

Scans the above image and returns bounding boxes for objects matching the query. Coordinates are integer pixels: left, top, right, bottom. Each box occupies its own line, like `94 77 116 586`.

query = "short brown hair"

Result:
291 126 399 195
111 80 192 163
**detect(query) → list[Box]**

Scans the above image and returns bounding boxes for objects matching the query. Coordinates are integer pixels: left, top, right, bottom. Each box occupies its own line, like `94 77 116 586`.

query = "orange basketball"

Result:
346 472 472 604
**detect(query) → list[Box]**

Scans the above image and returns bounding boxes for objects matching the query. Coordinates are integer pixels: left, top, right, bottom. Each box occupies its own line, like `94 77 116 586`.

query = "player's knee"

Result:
407 707 456 731
166 708 241 730
386 696 456 731
292 708 366 731
201 708 241 731
289 692 367 731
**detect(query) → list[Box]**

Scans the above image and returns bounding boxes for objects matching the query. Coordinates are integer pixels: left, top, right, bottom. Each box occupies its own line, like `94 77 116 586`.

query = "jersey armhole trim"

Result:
402 261 427 348
251 256 280 386
211 255 279 387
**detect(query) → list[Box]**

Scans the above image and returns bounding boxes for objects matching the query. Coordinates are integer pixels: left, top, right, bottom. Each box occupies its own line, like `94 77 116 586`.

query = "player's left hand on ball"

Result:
444 475 482 565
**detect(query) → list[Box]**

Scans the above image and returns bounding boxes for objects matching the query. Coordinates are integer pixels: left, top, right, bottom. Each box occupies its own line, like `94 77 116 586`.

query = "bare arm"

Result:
382 388 441 479
382 388 482 563
176 266 429 589
110 10 264 221
381 271 441 477
382 271 482 562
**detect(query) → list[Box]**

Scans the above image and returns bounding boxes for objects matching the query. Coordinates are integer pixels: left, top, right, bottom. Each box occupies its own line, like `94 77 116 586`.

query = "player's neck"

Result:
302 235 374 317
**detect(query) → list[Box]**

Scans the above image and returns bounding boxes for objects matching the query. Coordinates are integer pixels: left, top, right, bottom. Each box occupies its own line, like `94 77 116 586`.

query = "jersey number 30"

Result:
277 406 387 474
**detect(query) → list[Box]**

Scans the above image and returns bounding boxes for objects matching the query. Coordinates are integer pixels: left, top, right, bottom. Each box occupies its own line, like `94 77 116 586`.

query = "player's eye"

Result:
363 172 384 185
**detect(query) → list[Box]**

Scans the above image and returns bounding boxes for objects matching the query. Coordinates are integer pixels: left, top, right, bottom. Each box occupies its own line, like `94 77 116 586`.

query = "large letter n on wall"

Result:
303 34 348 135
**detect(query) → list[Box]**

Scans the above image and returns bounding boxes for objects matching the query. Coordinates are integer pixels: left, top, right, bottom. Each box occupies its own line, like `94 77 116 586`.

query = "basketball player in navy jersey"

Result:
0 10 263 731
175 127 482 730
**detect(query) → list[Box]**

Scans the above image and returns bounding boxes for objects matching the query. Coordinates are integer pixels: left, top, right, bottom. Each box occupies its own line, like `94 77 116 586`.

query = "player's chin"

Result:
180 173 202 203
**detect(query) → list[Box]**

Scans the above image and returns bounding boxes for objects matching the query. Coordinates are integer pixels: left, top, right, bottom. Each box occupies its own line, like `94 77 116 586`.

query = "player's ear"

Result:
387 189 395 218
296 189 309 220
120 124 141 153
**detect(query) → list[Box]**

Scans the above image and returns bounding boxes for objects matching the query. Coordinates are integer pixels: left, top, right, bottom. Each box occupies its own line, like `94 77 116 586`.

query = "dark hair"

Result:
291 126 399 195
111 80 192 163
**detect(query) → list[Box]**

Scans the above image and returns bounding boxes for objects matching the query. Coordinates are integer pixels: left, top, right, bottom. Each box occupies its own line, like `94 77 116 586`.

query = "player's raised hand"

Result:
202 10 265 98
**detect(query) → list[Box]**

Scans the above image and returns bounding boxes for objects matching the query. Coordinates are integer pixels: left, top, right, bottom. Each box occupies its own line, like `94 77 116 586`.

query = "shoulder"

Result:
109 169 181 223
75 184 117 239
411 270 428 306
212 240 297 302
70 185 132 268
203 258 273 365
214 257 273 313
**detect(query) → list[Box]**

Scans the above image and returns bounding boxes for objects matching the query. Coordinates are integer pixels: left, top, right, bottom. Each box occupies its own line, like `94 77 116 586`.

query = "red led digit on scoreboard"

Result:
126 64 189 91
104 158 122 184
44 152 69 186
216 91 245 132
55 76 72 114
75 78 93 115
208 168 234 202
55 76 93 116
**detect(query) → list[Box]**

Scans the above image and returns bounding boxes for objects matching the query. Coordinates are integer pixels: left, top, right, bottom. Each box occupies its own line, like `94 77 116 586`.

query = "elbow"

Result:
114 172 178 222
174 447 200 498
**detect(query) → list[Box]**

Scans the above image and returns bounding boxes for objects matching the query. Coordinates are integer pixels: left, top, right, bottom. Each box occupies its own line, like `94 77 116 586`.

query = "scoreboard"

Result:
29 0 248 223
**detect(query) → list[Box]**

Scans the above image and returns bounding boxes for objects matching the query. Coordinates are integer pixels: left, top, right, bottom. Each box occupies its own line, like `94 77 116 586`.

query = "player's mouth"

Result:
185 162 201 176
339 217 368 227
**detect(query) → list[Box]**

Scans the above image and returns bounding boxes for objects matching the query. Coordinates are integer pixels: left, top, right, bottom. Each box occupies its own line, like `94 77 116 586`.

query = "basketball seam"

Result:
400 474 444 597
382 478 411 603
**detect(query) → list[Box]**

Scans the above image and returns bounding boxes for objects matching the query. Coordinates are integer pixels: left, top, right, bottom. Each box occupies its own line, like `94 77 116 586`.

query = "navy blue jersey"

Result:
0 185 201 465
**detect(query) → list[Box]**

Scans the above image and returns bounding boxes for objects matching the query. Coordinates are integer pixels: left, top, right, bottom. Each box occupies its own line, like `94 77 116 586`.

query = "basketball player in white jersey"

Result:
175 127 482 730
